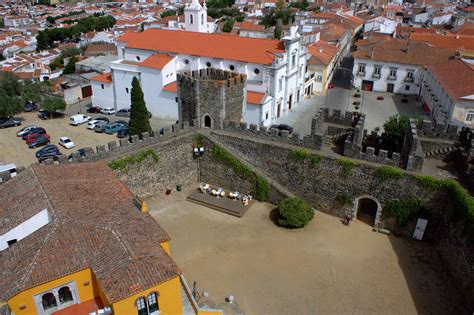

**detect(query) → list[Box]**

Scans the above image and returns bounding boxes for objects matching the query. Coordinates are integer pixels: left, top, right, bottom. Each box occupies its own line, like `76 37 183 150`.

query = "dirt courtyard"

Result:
147 185 467 315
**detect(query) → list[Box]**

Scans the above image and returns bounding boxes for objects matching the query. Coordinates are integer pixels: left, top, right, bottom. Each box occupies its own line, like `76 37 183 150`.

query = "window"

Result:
136 56 140 61
58 287 73 304
101 84 104 89
184 59 189 65
201 13 204 25
136 297 147 315
229 64 235 71
148 292 159 313
405 85 410 91
42 293 57 311
206 62 211 67
125 88 129 94
358 64 365 73
7 239 17 246
316 75 322 82
466 110 474 122
278 77 283 91
374 66 381 75
254 68 260 75
389 68 397 77
291 53 296 68
406 71 414 79
265 112 269 120
190 14 193 24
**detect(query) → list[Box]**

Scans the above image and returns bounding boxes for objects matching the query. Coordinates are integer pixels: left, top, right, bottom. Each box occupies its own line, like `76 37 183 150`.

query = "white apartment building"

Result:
352 40 454 94
3 15 31 28
91 26 307 127
420 58 474 127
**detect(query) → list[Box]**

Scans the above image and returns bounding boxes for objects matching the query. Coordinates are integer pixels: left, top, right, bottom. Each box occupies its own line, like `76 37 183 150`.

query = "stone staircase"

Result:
424 145 457 158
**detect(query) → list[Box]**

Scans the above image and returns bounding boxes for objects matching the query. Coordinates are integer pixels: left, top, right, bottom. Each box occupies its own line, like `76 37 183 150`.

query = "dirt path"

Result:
147 185 467 315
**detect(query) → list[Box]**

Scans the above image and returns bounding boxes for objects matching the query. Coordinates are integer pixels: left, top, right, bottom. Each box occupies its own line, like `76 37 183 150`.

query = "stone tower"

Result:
177 68 246 129
184 0 208 33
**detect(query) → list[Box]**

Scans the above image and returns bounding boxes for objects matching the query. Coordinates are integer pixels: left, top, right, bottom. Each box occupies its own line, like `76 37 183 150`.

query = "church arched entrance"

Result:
204 115 212 128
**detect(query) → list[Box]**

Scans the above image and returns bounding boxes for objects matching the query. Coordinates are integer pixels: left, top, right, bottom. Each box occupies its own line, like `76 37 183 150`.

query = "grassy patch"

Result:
108 148 159 172
336 158 359 174
383 199 423 227
336 192 352 206
289 149 323 168
377 165 404 181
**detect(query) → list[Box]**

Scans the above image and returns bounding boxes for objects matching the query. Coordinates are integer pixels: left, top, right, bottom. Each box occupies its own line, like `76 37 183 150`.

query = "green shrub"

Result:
278 197 314 228
336 158 359 173
414 174 444 189
212 144 271 201
336 192 352 205
289 148 310 161
108 148 159 172
377 165 403 181
194 133 204 147
383 199 423 227
309 154 323 167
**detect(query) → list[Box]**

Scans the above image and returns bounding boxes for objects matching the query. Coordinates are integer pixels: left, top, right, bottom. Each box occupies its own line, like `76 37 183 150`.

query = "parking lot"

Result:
0 111 175 168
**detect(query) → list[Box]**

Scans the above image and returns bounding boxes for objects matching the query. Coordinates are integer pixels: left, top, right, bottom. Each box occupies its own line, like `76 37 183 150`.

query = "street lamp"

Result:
193 146 205 183
77 97 82 114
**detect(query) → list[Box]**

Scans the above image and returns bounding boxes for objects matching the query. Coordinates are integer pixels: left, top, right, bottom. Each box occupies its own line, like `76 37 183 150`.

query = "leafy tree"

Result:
222 18 234 32
62 47 81 58
0 73 23 118
129 77 152 137
49 56 63 71
289 0 309 10
381 115 410 153
278 197 314 228
0 18 5 28
63 56 77 74
260 0 294 27
42 97 66 112
0 54 4 61
161 10 177 18
274 19 282 39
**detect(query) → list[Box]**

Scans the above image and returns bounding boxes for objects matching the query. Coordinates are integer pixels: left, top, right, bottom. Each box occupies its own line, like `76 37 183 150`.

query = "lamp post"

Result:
193 146 205 183
78 97 82 114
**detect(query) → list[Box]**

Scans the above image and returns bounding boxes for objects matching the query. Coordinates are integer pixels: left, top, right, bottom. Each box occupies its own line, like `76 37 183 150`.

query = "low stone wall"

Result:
344 142 400 167
419 120 459 141
420 138 457 158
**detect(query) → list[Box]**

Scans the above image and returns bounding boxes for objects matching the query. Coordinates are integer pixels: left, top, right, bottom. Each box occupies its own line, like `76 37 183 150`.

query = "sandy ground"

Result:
0 112 114 167
148 185 467 315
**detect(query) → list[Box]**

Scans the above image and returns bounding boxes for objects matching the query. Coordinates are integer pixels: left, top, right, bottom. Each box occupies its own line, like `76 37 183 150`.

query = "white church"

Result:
91 0 307 127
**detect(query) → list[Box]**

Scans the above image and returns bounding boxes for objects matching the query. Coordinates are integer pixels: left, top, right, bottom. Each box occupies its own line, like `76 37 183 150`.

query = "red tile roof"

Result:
410 33 474 50
90 72 113 83
427 59 474 100
307 40 339 65
139 53 174 70
118 29 286 65
247 91 266 105
52 297 104 315
163 81 177 93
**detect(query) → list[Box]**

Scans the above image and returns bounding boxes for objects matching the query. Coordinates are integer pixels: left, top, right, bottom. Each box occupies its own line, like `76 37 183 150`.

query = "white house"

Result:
364 16 398 36
352 39 454 95
91 26 307 127
421 58 474 127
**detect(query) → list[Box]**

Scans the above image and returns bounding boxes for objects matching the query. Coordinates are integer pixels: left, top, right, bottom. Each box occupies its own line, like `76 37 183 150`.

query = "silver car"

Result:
93 121 109 133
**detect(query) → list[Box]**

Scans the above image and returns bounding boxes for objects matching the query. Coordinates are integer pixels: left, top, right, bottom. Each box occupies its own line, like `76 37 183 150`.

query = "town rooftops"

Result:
117 28 286 65
427 59 474 101
91 72 113 83
409 33 474 51
247 91 266 105
352 39 455 66
139 53 174 70
307 40 339 65
0 163 180 304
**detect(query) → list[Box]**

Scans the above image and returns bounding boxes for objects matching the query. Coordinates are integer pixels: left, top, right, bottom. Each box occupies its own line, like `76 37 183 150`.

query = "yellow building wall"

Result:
8 268 104 315
111 276 183 315
322 67 328 95
161 241 171 256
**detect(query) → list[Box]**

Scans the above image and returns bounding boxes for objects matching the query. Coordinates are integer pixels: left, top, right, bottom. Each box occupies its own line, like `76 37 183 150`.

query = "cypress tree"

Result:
129 77 152 137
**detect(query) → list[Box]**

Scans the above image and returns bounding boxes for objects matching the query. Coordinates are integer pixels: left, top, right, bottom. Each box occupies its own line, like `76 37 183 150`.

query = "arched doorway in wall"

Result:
204 115 212 128
353 195 382 227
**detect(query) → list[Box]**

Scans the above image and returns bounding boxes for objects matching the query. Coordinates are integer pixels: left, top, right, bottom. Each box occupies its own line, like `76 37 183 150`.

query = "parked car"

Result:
35 144 59 158
38 151 62 163
93 121 109 133
95 116 110 123
116 108 131 117
87 106 102 113
0 163 18 179
24 101 39 112
25 133 50 144
104 122 126 134
101 107 116 115
59 136 75 149
87 120 102 130
0 118 21 128
270 124 294 134
38 109 64 120
117 127 129 138
115 120 128 126
17 125 38 137
22 127 46 140
67 148 88 161
28 136 50 148
327 83 335 90
69 114 92 126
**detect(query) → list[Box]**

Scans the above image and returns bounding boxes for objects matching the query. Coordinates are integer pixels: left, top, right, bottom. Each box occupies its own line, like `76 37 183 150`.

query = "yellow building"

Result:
0 163 222 315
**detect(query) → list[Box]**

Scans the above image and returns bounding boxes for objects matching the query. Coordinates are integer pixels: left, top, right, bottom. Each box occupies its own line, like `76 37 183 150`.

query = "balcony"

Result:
372 73 381 79
387 75 397 81
404 77 414 83
357 71 365 77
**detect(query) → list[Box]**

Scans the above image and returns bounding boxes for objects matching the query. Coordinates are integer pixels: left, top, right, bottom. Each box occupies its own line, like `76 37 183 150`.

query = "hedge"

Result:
377 165 404 181
278 197 314 228
108 148 159 172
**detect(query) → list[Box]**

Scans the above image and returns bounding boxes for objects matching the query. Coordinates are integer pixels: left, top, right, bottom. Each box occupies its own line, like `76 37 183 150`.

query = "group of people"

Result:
198 183 252 206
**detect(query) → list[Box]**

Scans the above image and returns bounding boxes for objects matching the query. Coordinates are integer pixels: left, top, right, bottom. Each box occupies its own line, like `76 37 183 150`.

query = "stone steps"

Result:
425 145 457 158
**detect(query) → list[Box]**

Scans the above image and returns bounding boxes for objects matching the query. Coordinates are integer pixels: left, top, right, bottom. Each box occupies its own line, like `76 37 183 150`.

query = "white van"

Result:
0 163 18 183
69 114 91 126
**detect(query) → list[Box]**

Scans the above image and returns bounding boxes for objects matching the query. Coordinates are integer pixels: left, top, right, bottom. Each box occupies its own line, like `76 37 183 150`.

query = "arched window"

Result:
184 59 190 65
148 292 159 314
136 297 147 315
190 14 194 24
58 287 73 304
201 13 204 25
229 65 235 71
254 68 260 75
41 292 57 310
206 62 212 68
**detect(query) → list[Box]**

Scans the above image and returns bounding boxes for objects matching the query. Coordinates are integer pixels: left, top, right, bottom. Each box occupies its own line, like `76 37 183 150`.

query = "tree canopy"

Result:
381 115 410 153
63 56 77 74
42 97 66 112
261 0 294 27
222 18 235 32
128 77 152 137
278 197 314 228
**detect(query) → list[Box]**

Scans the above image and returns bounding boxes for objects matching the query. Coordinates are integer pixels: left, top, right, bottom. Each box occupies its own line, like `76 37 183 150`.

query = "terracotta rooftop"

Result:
410 33 474 51
247 91 266 105
307 40 339 65
139 53 174 70
117 29 286 65
427 59 474 101
352 39 455 66
0 163 180 304
163 81 177 93
90 72 113 83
